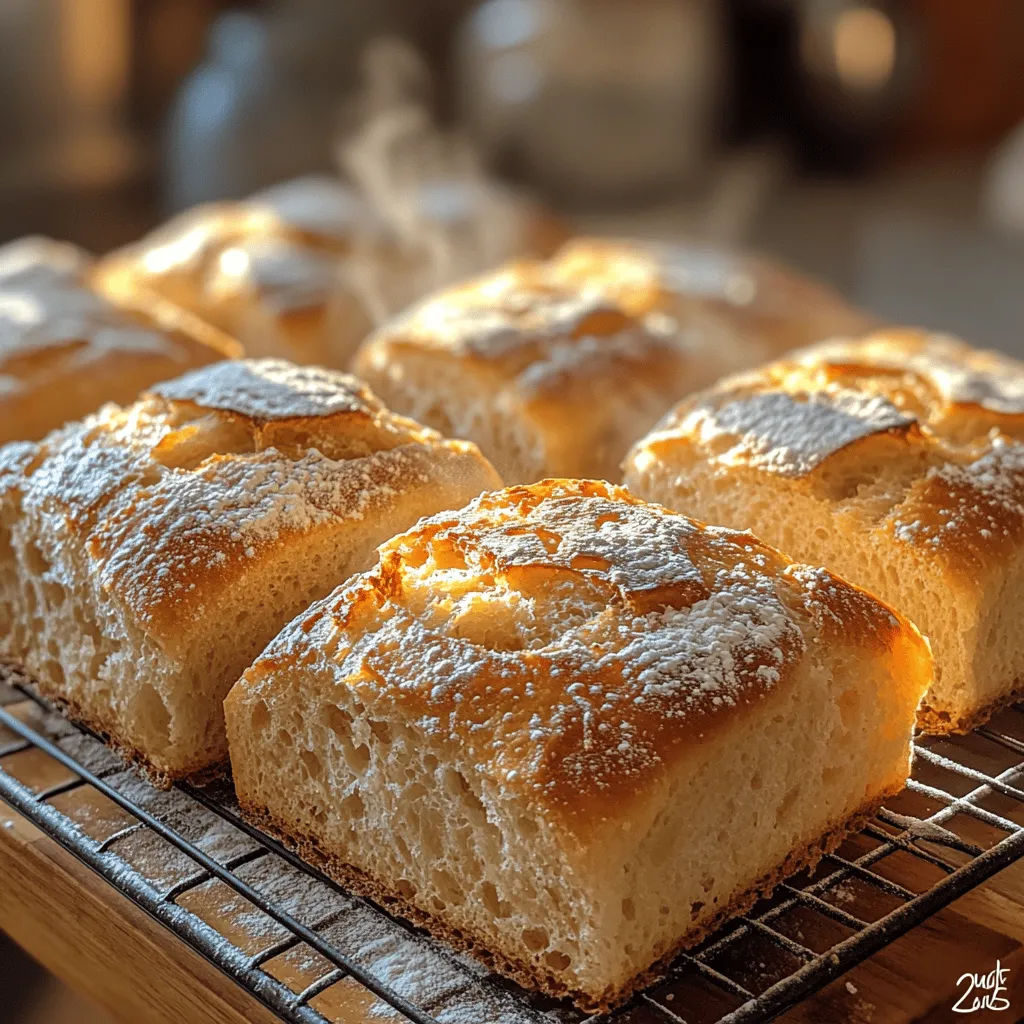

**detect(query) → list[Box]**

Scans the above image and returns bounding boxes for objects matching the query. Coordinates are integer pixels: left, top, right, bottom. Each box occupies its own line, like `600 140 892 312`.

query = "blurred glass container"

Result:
792 0 917 170
457 0 726 206
165 11 333 211
164 2 407 213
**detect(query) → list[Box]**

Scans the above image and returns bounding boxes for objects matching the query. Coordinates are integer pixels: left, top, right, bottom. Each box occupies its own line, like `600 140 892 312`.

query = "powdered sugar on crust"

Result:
6 358 492 644
251 176 366 241
888 437 1024 567
471 494 706 594
638 330 1024 568
90 445 416 629
151 359 379 422
372 262 685 399
919 358 1024 414
212 237 341 313
0 236 89 288
680 389 914 477
253 481 902 835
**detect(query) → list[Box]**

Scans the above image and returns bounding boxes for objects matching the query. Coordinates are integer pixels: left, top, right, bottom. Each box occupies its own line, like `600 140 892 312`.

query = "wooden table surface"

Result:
3 686 1024 1024
2 794 1024 1024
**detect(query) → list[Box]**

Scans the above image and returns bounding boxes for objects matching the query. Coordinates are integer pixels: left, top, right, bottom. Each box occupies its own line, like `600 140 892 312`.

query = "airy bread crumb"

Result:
0 358 500 783
625 329 1024 732
225 479 931 1009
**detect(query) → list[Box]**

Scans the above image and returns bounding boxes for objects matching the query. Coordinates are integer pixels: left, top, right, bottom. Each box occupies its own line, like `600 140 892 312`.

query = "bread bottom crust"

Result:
236 785 899 1013
1 662 227 790
918 683 1024 736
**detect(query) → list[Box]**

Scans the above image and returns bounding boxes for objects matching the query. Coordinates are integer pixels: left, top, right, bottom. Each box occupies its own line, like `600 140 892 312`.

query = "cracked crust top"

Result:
239 479 924 840
2 358 500 650
630 329 1024 575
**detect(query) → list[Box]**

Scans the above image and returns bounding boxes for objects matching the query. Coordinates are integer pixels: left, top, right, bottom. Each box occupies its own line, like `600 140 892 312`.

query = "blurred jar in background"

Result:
164 0 408 213
165 11 283 210
457 0 726 206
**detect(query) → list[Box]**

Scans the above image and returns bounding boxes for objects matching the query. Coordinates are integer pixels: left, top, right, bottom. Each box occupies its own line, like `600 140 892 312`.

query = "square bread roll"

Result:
224 479 931 1010
353 237 873 484
624 329 1024 733
95 176 567 371
0 235 238 445
0 359 500 784
95 177 378 369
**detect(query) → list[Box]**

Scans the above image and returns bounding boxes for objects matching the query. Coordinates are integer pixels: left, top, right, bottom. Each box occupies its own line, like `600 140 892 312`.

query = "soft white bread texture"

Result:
95 176 568 370
625 329 1024 733
353 237 872 484
224 479 931 1010
0 359 501 784
0 235 238 445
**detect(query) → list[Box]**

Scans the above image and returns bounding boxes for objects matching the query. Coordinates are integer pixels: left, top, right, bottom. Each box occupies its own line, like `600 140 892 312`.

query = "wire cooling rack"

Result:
2 676 1024 1024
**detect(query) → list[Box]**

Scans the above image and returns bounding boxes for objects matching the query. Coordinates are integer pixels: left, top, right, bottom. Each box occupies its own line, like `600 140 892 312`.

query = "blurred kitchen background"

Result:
0 0 1023 349
0 1 1022 1021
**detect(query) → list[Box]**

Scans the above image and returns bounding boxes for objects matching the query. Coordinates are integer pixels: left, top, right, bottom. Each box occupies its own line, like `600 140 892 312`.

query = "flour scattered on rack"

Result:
3 678 1024 1024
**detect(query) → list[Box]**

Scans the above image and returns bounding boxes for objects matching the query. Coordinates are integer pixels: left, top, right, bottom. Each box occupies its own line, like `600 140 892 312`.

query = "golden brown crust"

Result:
353 238 871 482
359 257 688 387
634 329 1024 577
92 181 373 367
552 236 875 358
95 177 567 369
237 786 896 1012
0 235 236 445
359 236 865 402
242 480 923 839
7 358 501 652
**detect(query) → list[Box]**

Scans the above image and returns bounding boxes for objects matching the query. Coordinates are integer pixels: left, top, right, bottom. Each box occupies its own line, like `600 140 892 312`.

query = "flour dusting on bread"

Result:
226 479 930 1009
626 328 1024 734
677 388 915 477
0 357 500 782
151 359 383 422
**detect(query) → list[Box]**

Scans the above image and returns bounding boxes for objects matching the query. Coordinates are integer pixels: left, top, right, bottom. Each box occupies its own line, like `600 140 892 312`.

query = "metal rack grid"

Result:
2 676 1024 1024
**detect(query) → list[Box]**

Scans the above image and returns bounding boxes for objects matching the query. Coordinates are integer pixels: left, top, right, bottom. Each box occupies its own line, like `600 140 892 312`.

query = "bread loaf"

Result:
95 177 376 369
224 478 931 1010
95 176 567 371
0 358 500 783
0 235 237 445
625 329 1024 732
353 237 872 483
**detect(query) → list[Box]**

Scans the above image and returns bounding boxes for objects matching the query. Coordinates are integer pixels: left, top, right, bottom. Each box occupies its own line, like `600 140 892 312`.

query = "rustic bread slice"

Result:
625 329 1024 732
224 479 931 1010
0 358 500 783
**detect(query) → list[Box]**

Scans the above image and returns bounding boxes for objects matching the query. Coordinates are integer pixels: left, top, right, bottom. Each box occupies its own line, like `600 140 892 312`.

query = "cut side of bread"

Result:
353 238 873 484
625 329 1024 732
225 479 931 1010
0 359 501 784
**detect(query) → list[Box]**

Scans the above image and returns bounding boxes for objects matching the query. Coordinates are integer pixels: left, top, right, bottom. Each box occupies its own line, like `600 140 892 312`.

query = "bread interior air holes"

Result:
131 682 172 751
